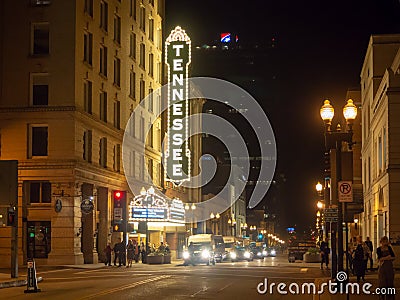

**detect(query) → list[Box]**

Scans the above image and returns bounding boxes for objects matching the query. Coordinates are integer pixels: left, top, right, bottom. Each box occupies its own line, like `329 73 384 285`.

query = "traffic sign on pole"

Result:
338 181 353 202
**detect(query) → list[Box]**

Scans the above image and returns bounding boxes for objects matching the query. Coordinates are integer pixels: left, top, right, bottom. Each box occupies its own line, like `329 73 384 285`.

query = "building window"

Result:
140 155 145 180
129 71 136 99
114 15 121 44
84 0 93 16
31 73 49 106
114 57 121 87
378 136 383 173
140 78 145 103
149 18 154 42
100 0 108 32
100 91 108 122
129 150 136 177
148 53 154 77
157 61 162 83
100 45 108 76
27 221 51 259
28 181 51 204
113 144 121 172
83 130 92 163
29 125 48 157
148 88 153 112
129 32 136 59
129 112 136 137
130 0 137 19
84 80 93 114
140 116 145 142
139 6 145 31
99 137 107 168
139 43 145 69
84 32 93 65
114 100 120 129
31 23 49 55
147 158 153 181
383 127 387 170
147 124 153 147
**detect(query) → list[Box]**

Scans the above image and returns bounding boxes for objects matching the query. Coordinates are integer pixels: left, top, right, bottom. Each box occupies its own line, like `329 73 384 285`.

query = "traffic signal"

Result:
112 222 122 232
113 190 126 209
112 190 126 230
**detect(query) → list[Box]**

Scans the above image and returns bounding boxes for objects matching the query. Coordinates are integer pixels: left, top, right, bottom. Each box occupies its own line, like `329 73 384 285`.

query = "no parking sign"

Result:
338 181 353 202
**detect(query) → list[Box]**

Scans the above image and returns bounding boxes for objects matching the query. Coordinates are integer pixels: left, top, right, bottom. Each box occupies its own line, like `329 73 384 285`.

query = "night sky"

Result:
165 0 400 233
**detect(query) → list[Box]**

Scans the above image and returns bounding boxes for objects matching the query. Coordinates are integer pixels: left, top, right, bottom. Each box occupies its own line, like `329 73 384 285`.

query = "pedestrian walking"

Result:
353 236 368 282
141 242 147 263
133 240 139 263
126 240 134 268
377 236 395 300
365 236 374 271
320 239 330 270
104 242 112 266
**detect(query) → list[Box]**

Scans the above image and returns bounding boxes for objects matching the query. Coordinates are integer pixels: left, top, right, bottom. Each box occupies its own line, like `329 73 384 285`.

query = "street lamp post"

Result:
185 203 196 235
210 213 220 235
228 218 236 237
320 99 357 279
140 186 155 252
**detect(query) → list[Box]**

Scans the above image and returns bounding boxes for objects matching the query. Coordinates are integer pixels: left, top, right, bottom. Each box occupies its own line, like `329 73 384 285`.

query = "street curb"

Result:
0 276 43 289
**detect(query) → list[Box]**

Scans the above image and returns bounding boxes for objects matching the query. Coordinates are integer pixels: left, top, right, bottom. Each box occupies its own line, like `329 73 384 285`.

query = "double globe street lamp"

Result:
320 99 357 279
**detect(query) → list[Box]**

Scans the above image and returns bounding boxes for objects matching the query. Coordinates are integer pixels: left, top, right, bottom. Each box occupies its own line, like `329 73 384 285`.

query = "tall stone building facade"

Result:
360 34 400 257
0 0 165 266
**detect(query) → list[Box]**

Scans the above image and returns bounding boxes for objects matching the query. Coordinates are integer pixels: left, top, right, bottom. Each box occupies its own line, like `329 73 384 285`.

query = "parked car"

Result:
230 246 254 262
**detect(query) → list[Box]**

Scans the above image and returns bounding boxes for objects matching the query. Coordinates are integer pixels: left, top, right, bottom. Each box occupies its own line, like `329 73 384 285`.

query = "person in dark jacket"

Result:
353 236 367 282
320 239 330 270
104 242 112 266
365 236 374 271
126 240 134 268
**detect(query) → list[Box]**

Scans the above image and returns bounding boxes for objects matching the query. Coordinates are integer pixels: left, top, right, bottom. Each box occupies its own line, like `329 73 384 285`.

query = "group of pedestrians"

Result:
319 235 395 299
103 239 148 267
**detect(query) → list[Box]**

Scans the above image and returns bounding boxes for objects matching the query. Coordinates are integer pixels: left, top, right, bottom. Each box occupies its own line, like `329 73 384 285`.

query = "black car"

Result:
229 246 254 262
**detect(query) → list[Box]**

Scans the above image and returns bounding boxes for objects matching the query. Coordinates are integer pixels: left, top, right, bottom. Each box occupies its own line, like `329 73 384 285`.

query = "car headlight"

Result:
262 250 267 256
201 249 210 259
230 252 237 259
270 250 276 255
183 251 190 259
257 252 262 256
244 251 251 258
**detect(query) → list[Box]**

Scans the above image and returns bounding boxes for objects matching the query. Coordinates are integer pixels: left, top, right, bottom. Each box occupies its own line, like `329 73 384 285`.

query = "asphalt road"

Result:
0 257 376 300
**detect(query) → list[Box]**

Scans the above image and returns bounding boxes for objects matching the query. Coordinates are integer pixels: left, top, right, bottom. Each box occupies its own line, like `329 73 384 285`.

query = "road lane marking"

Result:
78 275 171 300
190 286 208 297
37 268 73 274
218 282 232 292
43 273 154 281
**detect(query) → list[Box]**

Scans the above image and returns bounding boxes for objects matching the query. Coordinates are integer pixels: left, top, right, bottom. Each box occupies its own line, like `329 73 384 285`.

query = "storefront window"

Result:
27 221 51 258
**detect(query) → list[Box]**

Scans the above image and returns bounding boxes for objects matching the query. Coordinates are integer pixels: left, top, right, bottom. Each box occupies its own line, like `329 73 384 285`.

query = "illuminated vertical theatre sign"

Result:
165 26 191 185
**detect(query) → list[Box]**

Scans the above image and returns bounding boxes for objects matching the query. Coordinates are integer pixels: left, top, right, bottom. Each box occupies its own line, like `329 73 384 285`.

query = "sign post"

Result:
24 258 41 293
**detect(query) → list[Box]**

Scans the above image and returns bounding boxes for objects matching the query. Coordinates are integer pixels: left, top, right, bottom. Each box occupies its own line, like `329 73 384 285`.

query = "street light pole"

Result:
320 99 357 279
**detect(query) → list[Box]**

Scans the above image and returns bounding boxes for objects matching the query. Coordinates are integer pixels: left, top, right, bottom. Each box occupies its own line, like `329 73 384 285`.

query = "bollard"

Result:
24 258 41 293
